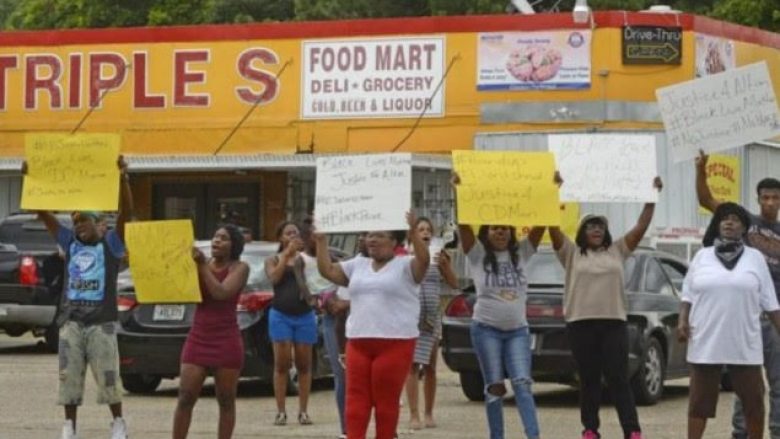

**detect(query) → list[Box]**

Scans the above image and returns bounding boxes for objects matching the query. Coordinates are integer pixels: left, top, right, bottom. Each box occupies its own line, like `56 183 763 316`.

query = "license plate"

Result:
153 305 185 321
530 334 537 350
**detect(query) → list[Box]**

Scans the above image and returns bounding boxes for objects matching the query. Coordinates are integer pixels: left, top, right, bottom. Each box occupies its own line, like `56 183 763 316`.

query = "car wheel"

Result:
121 374 162 394
459 371 485 402
631 337 665 406
43 324 59 353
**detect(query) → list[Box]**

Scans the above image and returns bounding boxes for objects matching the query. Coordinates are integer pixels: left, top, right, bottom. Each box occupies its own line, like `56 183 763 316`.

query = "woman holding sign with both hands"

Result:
451 172 545 439
314 212 429 439
548 174 662 439
173 224 249 439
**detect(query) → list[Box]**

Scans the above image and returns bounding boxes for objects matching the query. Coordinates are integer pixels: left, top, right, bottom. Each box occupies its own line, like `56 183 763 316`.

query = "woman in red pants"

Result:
314 212 430 439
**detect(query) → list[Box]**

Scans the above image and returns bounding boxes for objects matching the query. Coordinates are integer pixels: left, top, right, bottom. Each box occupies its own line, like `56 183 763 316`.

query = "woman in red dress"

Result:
172 225 250 439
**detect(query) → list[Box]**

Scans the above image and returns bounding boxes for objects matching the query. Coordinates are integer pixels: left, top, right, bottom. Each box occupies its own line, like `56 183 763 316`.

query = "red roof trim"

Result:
0 11 776 49
693 15 780 49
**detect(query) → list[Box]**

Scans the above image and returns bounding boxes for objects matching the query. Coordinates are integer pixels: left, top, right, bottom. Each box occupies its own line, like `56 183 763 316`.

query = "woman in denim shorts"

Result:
264 221 317 426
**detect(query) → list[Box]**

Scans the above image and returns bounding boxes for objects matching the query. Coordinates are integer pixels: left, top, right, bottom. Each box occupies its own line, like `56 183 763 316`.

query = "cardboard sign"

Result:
452 150 560 226
656 61 780 162
125 220 201 304
548 134 658 203
21 133 120 211
315 154 412 233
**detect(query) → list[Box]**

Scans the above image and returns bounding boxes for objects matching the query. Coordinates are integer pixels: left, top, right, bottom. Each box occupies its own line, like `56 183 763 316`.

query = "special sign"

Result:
622 26 682 65
302 36 445 119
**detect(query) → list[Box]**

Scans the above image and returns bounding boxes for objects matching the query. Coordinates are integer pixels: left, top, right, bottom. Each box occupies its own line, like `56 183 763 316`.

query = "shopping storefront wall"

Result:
0 12 777 240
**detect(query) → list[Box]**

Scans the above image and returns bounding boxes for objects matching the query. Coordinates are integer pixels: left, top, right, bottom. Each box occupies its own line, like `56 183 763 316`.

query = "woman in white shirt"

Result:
314 213 429 439
678 202 780 439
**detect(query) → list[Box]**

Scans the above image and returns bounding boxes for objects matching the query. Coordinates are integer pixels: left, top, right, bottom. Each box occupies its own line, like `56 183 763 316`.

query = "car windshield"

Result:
526 251 565 287
525 250 638 290
239 252 274 292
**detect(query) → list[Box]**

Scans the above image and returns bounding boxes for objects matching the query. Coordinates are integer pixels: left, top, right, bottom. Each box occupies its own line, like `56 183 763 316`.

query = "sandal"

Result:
273 412 287 426
298 412 313 425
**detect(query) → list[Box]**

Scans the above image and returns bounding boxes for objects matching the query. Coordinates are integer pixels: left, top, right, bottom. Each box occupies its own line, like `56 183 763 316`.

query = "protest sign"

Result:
21 133 120 211
125 220 201 304
452 150 560 226
548 134 658 203
315 154 412 233
656 61 780 162
699 154 740 215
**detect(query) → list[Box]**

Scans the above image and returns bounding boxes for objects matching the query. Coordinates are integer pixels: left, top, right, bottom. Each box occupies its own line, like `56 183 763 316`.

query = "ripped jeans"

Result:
470 321 540 439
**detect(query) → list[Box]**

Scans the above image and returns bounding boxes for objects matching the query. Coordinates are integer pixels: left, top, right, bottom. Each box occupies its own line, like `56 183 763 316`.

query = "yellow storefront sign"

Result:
125 220 201 304
21 133 120 211
452 150 561 226
699 154 740 215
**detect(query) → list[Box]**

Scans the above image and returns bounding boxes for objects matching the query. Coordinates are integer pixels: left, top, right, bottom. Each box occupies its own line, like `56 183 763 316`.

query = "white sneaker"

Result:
60 420 78 439
110 417 128 439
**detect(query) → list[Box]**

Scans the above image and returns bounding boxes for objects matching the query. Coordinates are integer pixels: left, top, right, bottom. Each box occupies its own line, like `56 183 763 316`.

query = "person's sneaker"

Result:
582 430 599 439
110 417 128 439
629 432 645 439
60 420 78 439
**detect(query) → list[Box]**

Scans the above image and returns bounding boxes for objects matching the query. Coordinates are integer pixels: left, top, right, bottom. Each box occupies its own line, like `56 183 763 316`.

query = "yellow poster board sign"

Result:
21 133 120 211
518 203 580 244
125 220 201 304
453 150 561 226
699 154 740 215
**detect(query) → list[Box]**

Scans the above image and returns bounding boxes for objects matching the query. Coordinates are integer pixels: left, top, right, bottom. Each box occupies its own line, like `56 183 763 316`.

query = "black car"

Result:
442 247 689 406
116 241 335 394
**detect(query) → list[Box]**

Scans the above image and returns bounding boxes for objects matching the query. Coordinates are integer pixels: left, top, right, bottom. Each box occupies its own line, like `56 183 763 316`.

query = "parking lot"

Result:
0 333 738 439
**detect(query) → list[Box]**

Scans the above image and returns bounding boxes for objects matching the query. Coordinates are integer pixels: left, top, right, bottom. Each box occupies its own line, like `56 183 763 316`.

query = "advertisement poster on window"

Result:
695 34 735 78
477 30 591 91
302 36 445 119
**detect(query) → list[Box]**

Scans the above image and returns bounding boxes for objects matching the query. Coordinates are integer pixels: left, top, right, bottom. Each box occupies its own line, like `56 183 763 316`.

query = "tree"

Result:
1 0 778 31
212 0 295 23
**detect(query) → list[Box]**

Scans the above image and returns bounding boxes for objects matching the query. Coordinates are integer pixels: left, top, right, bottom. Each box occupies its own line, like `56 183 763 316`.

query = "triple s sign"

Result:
0 49 282 111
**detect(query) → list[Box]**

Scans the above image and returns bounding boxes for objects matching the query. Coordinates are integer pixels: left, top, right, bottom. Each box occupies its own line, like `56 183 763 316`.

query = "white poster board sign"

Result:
656 61 780 162
315 154 412 233
548 134 658 203
302 37 445 119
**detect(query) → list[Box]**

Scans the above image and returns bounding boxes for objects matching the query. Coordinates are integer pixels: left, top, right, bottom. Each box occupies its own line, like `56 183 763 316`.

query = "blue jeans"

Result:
322 313 346 435
733 318 780 439
470 321 540 439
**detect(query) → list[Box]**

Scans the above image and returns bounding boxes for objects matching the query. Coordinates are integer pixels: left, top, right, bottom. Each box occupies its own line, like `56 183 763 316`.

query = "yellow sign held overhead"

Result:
699 154 741 215
453 150 561 226
21 133 120 211
125 220 201 304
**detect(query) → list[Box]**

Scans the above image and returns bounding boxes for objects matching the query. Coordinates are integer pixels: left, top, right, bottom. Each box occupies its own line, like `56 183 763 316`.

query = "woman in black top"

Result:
264 221 317 426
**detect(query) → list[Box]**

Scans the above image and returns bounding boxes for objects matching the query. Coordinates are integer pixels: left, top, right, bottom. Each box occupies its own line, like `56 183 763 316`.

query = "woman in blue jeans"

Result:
453 173 545 439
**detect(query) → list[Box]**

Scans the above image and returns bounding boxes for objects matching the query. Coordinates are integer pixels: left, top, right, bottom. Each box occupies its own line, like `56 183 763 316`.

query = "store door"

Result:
153 182 260 240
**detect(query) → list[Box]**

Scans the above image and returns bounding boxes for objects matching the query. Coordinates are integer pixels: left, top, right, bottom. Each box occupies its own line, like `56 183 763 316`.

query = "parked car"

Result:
442 246 690 406
116 241 342 394
0 213 77 351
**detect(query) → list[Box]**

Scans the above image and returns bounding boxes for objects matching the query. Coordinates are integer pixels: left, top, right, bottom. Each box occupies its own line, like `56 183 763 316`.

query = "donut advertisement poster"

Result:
477 30 592 91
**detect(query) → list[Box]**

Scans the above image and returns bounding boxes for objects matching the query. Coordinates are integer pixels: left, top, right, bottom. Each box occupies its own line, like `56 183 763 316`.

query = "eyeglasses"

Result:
585 223 606 231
